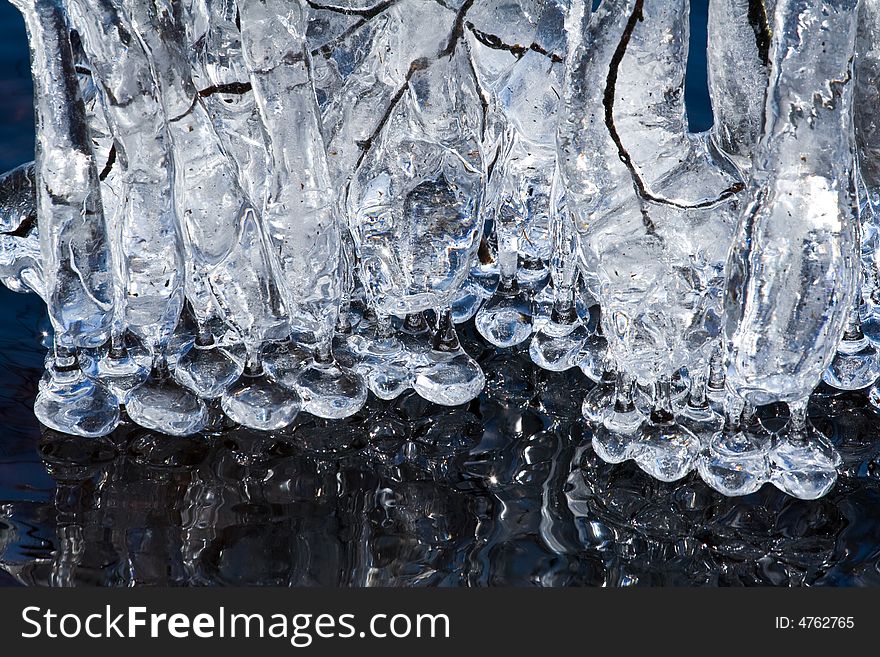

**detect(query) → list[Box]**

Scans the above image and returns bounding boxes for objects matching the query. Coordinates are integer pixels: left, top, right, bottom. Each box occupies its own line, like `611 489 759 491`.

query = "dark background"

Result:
0 3 36 174
1 3 42 342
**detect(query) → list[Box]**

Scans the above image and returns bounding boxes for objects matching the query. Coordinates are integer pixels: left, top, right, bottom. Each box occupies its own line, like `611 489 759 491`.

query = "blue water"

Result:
3 4 880 588
0 4 34 173
686 0 713 132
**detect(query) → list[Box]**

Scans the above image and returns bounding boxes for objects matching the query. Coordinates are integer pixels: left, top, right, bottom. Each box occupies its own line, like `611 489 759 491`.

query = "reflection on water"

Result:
1 310 880 587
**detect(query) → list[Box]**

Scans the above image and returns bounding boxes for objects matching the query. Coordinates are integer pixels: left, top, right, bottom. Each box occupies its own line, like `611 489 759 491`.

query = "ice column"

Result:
238 0 341 345
14 0 115 350
724 0 860 406
706 0 773 168
64 0 185 352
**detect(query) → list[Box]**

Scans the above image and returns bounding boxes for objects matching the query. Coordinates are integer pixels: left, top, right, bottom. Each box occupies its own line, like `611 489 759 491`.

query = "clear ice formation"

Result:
188 0 270 211
14 0 115 351
721 0 859 500
0 0 875 499
725 0 859 407
65 0 185 352
345 0 485 317
558 0 743 388
240 0 340 343
705 0 771 170
0 163 42 296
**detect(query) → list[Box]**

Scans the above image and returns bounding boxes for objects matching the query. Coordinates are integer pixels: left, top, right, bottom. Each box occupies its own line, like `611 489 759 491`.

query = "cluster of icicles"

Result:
2 0 880 500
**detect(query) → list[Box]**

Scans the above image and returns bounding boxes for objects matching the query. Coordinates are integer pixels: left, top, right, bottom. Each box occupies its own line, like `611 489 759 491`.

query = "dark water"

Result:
4 3 880 588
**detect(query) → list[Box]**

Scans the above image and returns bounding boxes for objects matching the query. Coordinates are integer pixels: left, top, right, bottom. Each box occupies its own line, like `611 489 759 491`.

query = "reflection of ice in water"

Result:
0 365 875 586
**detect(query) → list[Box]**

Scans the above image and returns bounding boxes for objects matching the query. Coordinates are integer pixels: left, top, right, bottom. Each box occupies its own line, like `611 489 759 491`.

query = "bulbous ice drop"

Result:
14 0 115 350
824 309 880 390
695 395 770 496
346 312 412 401
769 400 841 500
65 0 185 352
635 420 700 482
239 0 341 343
581 374 615 424
411 308 486 407
529 166 589 371
35 362 120 438
633 377 700 482
412 351 485 406
221 367 302 431
211 209 299 430
475 277 533 348
723 0 860 407
474 126 536 348
578 324 612 383
592 372 643 464
124 363 209 437
33 334 121 438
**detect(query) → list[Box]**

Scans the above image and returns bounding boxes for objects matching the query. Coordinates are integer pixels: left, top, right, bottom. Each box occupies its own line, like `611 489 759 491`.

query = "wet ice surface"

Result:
2 3 880 587
1 290 880 587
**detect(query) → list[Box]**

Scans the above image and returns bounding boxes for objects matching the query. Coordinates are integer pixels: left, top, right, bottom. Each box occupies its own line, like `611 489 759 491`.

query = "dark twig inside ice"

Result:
305 0 399 18
603 0 745 234
747 0 772 66
353 0 476 171
465 23 564 64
